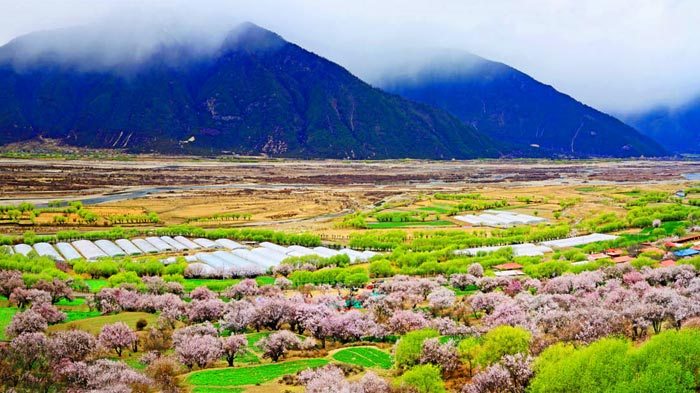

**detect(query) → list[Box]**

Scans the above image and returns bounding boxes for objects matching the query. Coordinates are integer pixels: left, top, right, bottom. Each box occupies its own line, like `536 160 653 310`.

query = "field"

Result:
47 312 158 334
185 359 329 388
0 307 17 340
331 347 393 369
4 158 700 392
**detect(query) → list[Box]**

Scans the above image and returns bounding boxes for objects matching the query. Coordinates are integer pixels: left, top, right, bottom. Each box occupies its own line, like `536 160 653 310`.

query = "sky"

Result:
0 0 698 114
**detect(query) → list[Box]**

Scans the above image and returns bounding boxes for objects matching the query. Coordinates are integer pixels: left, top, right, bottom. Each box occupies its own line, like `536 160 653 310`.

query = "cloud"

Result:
0 0 698 113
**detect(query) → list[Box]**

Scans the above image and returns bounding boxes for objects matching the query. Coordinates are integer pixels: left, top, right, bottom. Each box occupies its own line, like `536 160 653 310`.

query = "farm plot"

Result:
0 307 17 340
332 347 393 369
185 358 329 387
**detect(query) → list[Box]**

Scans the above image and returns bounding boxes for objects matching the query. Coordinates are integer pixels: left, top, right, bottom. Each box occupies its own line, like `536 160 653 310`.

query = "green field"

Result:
56 298 87 306
183 276 274 292
367 221 455 229
417 206 452 213
85 279 109 293
186 358 329 387
63 310 102 324
48 312 158 334
0 307 17 340
192 388 244 393
332 347 393 369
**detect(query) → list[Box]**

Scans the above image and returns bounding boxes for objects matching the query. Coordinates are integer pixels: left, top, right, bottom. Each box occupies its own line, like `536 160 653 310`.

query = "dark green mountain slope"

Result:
380 53 665 158
0 23 498 159
623 98 700 154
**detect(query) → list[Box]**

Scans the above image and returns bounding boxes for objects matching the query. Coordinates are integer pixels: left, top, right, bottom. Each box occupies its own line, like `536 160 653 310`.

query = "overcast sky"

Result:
1 0 698 114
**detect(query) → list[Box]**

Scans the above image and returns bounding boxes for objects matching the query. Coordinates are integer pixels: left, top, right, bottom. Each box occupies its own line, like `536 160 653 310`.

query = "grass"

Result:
332 347 393 369
0 307 18 340
56 298 86 306
85 279 109 293
185 358 329 387
183 276 275 292
367 221 455 229
192 388 244 393
63 310 102 324
48 312 158 334
417 206 452 214
246 332 272 348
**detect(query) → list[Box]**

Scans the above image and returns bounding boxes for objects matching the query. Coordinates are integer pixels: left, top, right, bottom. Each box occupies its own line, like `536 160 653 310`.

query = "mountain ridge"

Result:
379 52 665 158
0 22 499 159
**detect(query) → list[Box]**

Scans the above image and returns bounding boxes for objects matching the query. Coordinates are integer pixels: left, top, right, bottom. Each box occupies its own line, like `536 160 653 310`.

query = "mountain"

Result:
622 98 700 154
0 23 499 159
379 52 665 158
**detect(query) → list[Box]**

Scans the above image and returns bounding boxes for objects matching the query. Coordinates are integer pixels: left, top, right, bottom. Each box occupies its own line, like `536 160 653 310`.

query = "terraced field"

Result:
332 347 393 369
185 358 329 388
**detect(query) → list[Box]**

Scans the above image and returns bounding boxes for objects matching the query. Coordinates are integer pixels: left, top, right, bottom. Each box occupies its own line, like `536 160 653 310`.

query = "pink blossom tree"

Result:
9 288 51 309
298 364 349 393
190 285 218 300
468 263 484 278
222 334 248 366
98 322 138 357
5 309 48 338
31 278 74 304
0 269 25 298
224 278 259 299
31 302 66 324
258 330 301 362
47 329 97 362
175 334 223 370
388 310 429 335
427 286 456 313
219 300 255 333
187 298 226 322
420 338 461 375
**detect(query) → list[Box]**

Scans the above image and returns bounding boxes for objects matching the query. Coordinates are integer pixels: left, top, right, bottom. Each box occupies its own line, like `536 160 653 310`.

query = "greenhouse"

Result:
145 237 173 252
260 241 289 254
56 242 82 261
132 239 159 254
250 247 287 264
542 233 618 248
160 236 189 251
194 252 229 273
115 239 143 256
232 248 278 268
13 244 33 256
192 238 221 249
33 242 65 262
312 246 340 258
214 238 246 250
72 240 108 261
2 245 14 255
455 243 553 257
174 236 201 250
212 251 265 275
185 262 218 277
95 240 126 257
286 245 316 257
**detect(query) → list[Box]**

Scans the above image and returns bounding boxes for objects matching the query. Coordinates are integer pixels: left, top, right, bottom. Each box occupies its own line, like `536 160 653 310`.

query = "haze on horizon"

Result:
0 0 698 114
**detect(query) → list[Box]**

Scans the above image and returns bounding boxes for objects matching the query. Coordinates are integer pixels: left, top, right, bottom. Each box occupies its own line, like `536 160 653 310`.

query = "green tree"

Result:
395 364 445 393
476 326 531 367
394 328 439 371
457 336 482 377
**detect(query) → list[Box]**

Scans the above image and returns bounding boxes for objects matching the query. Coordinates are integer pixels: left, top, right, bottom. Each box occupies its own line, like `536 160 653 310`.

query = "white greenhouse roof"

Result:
192 238 221 249
454 211 546 227
541 233 618 248
94 240 126 257
33 242 65 262
145 237 172 252
160 236 189 251
56 243 82 261
215 238 246 250
260 241 289 254
132 239 159 254
13 244 33 256
174 236 201 250
115 239 143 256
455 243 553 257
72 240 108 261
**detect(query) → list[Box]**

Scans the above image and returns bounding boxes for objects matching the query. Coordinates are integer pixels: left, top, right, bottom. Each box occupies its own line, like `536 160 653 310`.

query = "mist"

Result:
1 0 699 114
